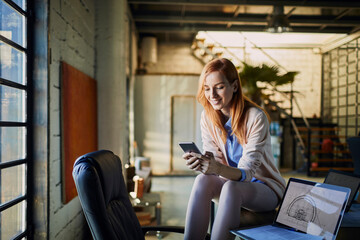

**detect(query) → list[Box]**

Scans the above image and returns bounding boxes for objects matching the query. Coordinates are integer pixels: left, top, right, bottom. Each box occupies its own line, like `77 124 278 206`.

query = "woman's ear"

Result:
232 81 238 93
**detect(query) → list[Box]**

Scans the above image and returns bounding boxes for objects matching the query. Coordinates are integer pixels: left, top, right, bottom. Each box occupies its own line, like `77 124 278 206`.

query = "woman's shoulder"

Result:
247 106 266 120
201 110 213 126
201 110 208 121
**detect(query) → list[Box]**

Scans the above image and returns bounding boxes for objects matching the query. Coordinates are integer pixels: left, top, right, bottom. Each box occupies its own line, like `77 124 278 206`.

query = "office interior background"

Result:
1 0 360 239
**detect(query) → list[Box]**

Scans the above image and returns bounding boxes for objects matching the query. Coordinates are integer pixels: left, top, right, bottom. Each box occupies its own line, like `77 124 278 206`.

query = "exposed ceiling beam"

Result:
133 14 360 27
128 0 360 8
319 9 353 30
137 24 352 33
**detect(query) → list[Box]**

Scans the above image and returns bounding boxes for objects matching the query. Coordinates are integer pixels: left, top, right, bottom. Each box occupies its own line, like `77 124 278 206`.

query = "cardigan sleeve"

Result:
200 111 226 163
238 110 269 181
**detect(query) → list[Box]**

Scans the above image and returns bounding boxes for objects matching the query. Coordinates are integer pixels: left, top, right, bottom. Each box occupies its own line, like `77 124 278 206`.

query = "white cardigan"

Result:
200 107 286 200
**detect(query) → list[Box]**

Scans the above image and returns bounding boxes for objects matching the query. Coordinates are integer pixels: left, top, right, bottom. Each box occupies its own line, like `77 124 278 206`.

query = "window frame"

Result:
0 0 34 239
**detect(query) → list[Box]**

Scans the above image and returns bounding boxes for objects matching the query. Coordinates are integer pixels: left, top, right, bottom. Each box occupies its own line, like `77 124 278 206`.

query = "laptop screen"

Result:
324 169 360 211
275 178 350 240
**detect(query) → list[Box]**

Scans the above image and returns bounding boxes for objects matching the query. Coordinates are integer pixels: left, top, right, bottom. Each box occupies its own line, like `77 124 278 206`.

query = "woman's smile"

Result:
210 99 221 105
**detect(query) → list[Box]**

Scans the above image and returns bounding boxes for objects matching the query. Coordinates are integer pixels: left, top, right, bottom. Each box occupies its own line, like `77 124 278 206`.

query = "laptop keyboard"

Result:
233 225 323 240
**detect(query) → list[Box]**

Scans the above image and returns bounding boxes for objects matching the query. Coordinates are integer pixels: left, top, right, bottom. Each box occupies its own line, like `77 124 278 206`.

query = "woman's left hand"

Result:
199 151 222 175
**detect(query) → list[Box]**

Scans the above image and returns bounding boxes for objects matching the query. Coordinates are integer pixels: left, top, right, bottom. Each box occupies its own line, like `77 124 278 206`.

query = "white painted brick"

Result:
49 0 96 239
51 0 62 12
146 43 204 74
49 183 62 214
53 209 88 240
50 196 82 239
49 157 61 187
49 135 61 167
50 12 67 43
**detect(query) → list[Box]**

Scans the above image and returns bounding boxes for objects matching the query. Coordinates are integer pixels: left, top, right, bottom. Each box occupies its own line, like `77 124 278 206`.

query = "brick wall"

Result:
49 0 96 238
47 0 132 238
144 42 204 74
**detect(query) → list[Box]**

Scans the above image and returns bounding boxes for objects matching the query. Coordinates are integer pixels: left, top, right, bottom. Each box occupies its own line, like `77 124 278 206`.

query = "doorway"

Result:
170 95 202 173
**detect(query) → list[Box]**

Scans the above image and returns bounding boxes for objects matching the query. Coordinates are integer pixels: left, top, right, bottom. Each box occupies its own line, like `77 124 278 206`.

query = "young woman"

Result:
183 58 286 240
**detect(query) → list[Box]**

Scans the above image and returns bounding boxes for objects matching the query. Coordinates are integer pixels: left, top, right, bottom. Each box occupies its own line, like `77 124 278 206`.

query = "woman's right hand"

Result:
182 152 202 171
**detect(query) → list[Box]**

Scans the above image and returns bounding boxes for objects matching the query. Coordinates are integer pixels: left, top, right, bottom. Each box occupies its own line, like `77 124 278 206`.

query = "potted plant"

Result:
239 62 298 105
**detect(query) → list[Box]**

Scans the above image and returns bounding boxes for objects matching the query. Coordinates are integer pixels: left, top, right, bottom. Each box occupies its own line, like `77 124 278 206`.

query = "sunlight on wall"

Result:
134 75 202 175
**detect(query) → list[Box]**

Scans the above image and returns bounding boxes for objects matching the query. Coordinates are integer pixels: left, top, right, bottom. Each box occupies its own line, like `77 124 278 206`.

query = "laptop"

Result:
231 178 350 240
324 169 360 212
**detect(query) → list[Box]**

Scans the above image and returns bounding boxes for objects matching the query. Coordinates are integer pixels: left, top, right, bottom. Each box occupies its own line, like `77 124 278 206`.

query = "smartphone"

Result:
179 141 202 154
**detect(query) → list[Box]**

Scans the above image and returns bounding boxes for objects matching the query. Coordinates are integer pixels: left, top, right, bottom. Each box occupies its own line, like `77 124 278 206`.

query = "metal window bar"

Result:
26 0 34 237
0 195 26 212
12 230 28 240
337 48 340 134
0 121 26 126
346 43 349 137
356 39 359 135
0 77 27 90
0 34 26 52
3 0 26 16
0 159 27 169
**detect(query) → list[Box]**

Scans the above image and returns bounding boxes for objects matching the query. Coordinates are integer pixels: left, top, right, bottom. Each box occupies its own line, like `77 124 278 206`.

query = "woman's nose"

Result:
211 89 218 98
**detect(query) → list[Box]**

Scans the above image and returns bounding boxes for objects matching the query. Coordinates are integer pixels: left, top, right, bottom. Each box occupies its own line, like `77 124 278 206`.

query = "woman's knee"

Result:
221 180 239 194
192 174 222 197
220 181 253 204
194 173 217 187
219 181 241 203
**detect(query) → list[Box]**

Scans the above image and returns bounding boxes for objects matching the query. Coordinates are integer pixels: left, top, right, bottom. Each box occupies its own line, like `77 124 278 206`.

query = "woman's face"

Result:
204 71 237 117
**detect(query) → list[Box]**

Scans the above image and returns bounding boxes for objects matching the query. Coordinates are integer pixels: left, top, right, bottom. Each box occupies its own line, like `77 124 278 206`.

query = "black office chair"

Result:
347 137 360 175
73 150 204 240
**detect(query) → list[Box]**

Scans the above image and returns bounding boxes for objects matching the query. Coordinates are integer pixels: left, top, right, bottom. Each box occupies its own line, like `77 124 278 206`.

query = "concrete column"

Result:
96 0 128 163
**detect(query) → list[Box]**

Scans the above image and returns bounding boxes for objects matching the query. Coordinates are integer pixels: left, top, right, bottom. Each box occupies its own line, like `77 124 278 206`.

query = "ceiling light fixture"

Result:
266 5 292 33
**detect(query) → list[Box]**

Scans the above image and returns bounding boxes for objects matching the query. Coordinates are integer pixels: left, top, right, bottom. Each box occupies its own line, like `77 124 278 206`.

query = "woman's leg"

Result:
211 181 278 240
184 174 226 240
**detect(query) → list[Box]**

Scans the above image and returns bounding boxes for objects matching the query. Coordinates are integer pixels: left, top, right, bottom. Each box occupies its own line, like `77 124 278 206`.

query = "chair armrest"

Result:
142 226 210 240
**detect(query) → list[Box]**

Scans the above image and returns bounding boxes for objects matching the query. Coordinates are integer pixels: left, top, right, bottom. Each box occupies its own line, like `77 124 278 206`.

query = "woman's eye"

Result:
204 88 210 91
217 86 224 90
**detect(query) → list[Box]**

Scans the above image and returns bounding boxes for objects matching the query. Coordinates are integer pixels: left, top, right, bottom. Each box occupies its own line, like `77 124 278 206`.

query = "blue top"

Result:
224 118 264 183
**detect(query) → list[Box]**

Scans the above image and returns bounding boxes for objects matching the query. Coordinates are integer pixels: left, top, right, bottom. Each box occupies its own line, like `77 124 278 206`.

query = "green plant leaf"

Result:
239 62 299 103
275 71 299 86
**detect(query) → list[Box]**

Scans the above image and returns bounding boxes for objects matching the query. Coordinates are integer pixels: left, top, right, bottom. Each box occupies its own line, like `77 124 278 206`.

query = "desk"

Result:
130 192 161 225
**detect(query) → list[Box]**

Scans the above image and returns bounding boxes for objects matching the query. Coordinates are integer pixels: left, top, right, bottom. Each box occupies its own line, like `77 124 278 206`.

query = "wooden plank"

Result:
311 150 350 154
317 159 353 162
310 167 354 172
311 142 347 146
298 127 340 132
301 135 346 139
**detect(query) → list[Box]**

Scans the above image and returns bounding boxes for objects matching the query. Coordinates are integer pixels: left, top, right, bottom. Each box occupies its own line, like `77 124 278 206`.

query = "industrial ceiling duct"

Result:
266 5 292 33
141 36 157 66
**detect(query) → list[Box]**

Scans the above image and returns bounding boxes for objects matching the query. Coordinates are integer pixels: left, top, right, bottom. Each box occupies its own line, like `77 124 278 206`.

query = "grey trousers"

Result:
184 174 279 240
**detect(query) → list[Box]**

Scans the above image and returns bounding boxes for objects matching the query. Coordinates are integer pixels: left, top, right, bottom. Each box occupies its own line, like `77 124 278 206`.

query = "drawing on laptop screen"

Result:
276 181 347 240
287 195 317 223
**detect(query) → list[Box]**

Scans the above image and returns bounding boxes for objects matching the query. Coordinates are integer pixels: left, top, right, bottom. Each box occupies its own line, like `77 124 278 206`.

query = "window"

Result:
0 0 32 239
322 39 360 137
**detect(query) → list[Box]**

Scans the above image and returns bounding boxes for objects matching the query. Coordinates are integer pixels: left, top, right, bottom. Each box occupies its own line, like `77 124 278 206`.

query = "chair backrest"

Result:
347 137 360 175
72 150 144 240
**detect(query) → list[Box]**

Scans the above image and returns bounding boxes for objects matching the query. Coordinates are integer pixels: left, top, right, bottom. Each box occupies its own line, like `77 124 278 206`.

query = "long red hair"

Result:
197 58 268 145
